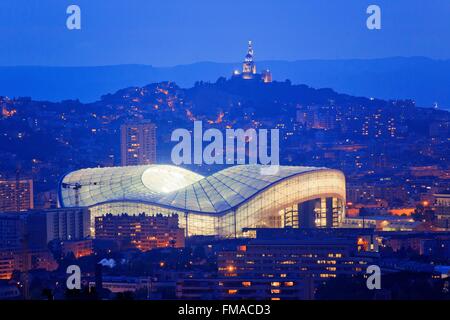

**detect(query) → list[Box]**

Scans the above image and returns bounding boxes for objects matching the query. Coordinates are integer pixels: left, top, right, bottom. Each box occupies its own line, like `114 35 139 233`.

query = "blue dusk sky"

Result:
0 0 449 66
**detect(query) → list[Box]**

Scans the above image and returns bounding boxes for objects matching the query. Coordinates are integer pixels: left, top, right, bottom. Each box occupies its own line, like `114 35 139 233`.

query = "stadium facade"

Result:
58 165 346 238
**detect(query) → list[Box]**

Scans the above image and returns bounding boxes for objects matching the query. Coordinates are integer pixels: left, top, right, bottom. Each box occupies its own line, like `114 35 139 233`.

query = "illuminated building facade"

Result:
59 165 346 238
217 228 376 293
342 216 420 232
120 121 157 166
0 249 58 280
95 213 185 251
434 193 450 229
177 228 376 300
176 277 314 300
0 208 89 280
61 239 93 258
0 208 90 278
0 251 15 280
0 179 34 212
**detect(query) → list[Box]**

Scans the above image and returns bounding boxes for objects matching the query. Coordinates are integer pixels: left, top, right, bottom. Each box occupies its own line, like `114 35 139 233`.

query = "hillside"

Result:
1 57 450 108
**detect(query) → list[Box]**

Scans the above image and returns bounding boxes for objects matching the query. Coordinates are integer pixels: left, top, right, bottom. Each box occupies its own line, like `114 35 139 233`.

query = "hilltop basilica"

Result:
231 41 272 83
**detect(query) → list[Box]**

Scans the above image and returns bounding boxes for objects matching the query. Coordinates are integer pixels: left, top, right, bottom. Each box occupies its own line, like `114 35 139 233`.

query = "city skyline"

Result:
0 1 449 304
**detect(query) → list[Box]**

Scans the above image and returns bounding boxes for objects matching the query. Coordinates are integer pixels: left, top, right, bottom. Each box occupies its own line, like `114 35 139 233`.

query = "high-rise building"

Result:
0 208 90 250
27 208 91 246
95 213 185 251
120 121 157 166
0 179 34 212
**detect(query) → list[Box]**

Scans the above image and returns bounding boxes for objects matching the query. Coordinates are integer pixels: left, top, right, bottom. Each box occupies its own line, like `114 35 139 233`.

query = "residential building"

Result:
0 179 33 212
95 213 184 251
120 121 156 166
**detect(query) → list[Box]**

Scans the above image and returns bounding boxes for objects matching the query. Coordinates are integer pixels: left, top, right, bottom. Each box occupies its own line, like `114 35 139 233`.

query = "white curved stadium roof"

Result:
59 165 331 214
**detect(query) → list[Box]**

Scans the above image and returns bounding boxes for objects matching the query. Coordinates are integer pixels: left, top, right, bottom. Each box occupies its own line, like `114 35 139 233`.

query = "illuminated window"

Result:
242 282 251 287
227 265 236 272
284 282 294 287
271 282 280 287
320 274 336 278
271 289 280 294
280 260 296 265
228 289 238 295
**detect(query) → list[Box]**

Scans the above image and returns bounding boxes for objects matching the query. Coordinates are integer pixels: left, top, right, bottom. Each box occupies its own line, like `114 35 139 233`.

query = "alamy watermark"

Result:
66 5 81 30
367 5 381 30
66 265 81 290
65 4 380 31
366 265 381 290
171 121 280 175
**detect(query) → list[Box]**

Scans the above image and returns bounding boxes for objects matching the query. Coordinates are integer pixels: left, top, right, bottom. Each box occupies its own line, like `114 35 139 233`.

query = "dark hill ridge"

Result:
1 57 450 109
96 77 414 120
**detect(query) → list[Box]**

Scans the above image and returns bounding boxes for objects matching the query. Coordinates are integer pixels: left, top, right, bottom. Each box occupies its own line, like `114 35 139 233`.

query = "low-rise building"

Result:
434 193 450 229
61 239 93 258
95 213 185 251
342 216 421 231
213 228 377 299
0 249 58 280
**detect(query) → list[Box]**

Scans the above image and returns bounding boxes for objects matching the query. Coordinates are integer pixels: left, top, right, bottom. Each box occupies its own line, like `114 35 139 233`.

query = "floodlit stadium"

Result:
58 165 346 238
